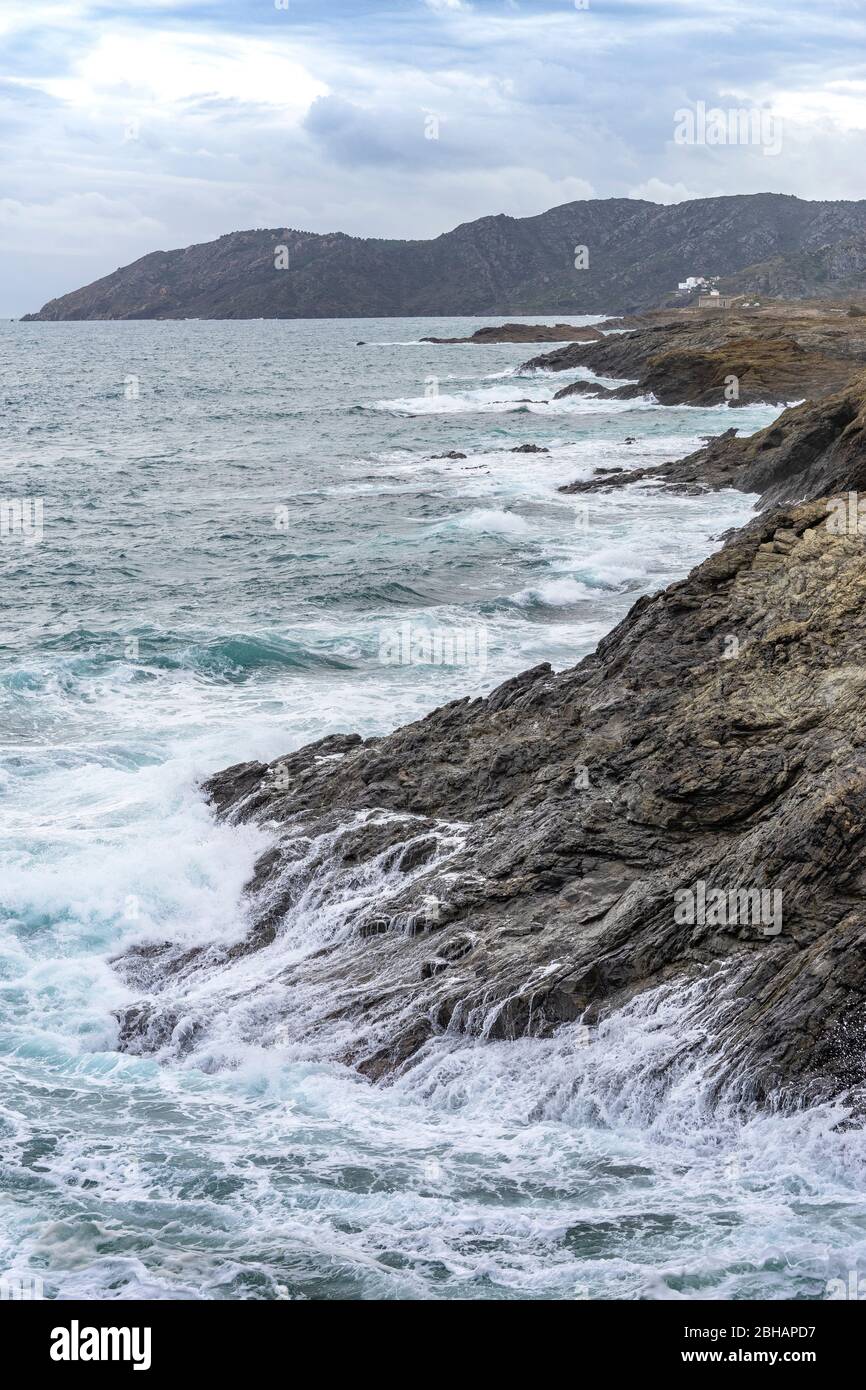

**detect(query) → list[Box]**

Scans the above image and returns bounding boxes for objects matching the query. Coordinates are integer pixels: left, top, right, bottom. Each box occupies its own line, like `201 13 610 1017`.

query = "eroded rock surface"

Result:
112 303 866 1109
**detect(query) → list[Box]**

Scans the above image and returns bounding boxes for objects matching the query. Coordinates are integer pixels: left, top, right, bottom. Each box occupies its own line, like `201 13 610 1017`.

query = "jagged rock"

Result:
114 450 866 1111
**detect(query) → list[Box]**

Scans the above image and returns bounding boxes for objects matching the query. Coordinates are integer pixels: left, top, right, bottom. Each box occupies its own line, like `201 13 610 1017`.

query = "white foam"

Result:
449 508 534 536
370 385 551 415
511 576 598 606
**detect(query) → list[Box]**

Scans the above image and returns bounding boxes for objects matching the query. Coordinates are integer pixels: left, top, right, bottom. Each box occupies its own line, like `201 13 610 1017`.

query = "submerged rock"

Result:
421 324 604 345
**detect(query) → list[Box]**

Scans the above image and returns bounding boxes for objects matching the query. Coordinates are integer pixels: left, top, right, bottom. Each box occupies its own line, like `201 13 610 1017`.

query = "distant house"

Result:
698 292 738 309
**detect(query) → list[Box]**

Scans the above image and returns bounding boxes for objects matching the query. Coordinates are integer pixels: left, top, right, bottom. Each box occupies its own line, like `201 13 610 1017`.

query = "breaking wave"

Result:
2 312 845 1302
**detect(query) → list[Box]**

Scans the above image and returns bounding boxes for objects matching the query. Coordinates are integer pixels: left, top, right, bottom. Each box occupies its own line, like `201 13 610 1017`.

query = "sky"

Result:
1 0 865 316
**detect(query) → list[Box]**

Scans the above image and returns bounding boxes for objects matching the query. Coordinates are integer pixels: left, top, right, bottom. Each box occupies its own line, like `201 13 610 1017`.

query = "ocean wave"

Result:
368 381 666 417
179 634 358 678
76 820 866 1300
509 576 602 606
0 637 361 701
368 387 550 416
447 508 534 536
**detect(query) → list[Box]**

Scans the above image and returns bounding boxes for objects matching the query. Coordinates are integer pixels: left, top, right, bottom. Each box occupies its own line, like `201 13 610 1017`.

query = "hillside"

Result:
23 194 866 321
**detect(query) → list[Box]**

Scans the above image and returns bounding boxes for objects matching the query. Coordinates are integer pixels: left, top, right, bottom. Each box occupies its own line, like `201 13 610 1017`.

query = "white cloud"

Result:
0 191 163 255
773 82 866 134
628 178 701 204
19 31 328 118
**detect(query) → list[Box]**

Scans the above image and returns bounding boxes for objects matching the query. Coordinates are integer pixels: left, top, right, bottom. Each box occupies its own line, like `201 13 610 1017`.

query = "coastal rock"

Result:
531 308 864 407
115 453 866 1109
558 374 866 505
110 307 866 1115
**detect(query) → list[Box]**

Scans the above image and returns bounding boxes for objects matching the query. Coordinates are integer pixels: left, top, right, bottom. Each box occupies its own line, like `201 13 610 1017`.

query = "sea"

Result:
1 314 863 1301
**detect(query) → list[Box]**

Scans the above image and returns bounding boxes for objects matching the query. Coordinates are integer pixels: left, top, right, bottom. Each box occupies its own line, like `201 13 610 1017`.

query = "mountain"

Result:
22 193 866 321
719 231 866 301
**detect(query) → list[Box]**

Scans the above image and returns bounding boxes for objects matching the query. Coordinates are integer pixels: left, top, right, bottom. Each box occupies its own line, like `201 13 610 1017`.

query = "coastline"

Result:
112 304 866 1113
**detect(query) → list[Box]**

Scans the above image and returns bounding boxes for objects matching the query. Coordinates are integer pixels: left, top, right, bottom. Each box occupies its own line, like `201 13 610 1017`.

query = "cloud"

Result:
0 191 162 249
628 178 702 205
19 30 327 118
2 0 866 315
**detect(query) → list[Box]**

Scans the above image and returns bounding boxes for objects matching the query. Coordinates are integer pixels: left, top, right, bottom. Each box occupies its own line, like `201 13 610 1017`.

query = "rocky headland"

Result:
114 304 866 1114
21 193 866 320
523 300 866 407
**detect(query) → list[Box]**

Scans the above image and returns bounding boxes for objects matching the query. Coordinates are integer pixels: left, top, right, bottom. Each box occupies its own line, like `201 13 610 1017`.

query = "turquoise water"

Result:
1 316 863 1300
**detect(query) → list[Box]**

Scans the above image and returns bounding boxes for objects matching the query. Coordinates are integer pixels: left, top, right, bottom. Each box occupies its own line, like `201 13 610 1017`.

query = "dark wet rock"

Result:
432 451 467 459
551 379 605 398
553 379 641 403
510 444 550 454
